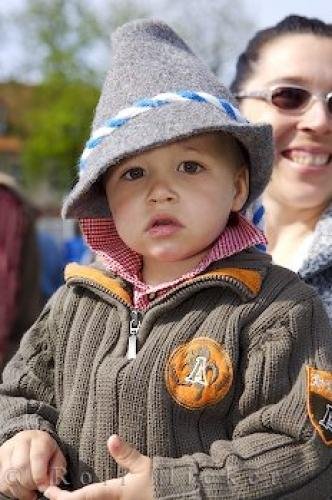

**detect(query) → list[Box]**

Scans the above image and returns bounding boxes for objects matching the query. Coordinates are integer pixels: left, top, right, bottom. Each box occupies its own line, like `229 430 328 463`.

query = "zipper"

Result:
127 309 142 359
67 273 252 359
124 276 248 360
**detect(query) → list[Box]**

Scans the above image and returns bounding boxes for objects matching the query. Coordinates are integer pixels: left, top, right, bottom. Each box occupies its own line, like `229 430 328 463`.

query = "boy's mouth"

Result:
146 216 183 236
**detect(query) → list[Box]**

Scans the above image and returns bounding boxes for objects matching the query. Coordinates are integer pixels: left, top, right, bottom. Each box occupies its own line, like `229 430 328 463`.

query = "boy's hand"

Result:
0 430 67 500
42 435 153 500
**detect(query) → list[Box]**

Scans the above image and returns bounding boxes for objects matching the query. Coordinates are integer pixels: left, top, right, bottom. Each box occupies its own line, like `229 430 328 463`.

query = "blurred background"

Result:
0 0 331 367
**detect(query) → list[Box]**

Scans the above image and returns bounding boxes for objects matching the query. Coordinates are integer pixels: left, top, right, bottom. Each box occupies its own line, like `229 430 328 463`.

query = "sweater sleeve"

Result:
152 294 332 499
0 291 63 452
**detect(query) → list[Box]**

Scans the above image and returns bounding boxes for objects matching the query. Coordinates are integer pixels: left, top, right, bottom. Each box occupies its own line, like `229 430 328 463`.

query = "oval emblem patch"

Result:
307 366 332 446
165 337 233 410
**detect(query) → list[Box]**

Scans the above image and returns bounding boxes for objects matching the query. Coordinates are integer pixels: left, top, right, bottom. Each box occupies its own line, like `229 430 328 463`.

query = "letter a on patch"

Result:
307 366 332 446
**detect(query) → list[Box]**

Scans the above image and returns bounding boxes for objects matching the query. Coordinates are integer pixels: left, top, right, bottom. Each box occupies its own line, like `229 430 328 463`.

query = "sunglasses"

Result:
235 85 332 115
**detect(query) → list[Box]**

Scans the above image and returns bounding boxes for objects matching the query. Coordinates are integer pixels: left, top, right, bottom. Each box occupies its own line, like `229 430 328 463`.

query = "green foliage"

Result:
22 79 99 191
11 0 151 192
15 0 103 84
5 0 255 194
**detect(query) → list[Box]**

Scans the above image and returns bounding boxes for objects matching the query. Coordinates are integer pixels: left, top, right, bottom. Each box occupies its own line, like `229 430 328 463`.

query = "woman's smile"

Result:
282 147 332 174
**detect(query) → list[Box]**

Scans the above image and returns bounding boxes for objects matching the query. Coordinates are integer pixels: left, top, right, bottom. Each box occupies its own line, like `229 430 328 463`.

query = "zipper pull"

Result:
127 310 141 359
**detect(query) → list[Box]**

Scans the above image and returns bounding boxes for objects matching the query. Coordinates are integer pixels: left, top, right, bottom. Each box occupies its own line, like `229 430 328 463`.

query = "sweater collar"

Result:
80 212 266 290
65 259 264 307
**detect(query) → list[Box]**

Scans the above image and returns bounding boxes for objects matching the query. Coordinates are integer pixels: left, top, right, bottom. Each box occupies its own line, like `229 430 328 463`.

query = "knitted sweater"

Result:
0 249 332 499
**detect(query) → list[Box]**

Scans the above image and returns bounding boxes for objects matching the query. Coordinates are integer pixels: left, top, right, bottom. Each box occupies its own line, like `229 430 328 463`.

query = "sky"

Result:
245 0 331 29
0 0 331 83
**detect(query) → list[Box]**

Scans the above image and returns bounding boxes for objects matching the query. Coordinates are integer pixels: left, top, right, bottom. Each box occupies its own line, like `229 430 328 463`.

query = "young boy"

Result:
0 19 332 500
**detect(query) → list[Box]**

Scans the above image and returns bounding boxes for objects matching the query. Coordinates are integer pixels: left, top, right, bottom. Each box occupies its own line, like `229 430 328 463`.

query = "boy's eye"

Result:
178 161 203 174
121 167 145 180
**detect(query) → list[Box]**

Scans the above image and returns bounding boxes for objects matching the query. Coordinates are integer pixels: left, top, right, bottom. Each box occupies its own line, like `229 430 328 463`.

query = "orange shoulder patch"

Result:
307 366 332 446
165 337 233 410
203 268 262 296
65 263 132 305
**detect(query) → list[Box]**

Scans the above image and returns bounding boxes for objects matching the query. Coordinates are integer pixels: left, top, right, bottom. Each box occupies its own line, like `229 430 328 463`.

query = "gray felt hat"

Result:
62 19 273 219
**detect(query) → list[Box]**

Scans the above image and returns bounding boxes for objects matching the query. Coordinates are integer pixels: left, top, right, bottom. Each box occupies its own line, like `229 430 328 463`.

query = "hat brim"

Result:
62 101 273 218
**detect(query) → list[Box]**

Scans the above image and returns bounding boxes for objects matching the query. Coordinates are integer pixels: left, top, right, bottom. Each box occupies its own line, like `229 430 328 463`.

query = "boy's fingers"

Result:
0 461 38 499
43 482 117 499
29 446 50 489
30 440 66 491
1 482 37 500
47 449 67 487
43 485 66 499
10 441 34 489
107 435 150 474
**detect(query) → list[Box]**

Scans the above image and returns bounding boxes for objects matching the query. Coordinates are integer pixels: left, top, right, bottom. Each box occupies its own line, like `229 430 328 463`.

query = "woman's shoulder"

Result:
313 202 332 243
299 202 332 277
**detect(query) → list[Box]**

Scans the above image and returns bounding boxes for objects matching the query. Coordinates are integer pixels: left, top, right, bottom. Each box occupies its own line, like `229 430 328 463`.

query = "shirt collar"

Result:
80 213 266 308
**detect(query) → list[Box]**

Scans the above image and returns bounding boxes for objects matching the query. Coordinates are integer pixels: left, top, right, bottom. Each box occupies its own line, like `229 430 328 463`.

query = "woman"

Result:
231 15 332 321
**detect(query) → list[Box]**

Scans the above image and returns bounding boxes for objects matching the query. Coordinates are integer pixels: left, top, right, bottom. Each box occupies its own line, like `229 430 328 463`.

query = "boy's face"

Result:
105 132 249 283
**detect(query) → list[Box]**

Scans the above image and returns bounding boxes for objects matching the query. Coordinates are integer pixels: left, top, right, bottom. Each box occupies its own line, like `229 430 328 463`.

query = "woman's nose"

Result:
297 100 332 135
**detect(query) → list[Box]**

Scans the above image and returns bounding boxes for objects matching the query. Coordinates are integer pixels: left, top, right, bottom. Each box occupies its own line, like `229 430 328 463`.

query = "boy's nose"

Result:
147 180 177 204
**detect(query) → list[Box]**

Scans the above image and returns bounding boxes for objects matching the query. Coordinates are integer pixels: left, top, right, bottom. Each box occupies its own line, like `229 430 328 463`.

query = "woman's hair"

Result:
230 15 332 94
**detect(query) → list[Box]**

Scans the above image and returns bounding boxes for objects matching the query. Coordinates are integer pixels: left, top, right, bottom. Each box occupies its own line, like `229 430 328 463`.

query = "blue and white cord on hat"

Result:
246 200 267 252
79 90 247 175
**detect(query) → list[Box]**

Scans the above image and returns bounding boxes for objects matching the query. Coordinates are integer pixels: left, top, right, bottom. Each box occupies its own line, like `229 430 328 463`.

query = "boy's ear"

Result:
231 166 249 212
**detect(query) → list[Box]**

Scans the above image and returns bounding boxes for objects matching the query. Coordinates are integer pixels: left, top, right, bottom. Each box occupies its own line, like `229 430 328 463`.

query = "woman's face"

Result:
239 34 332 211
